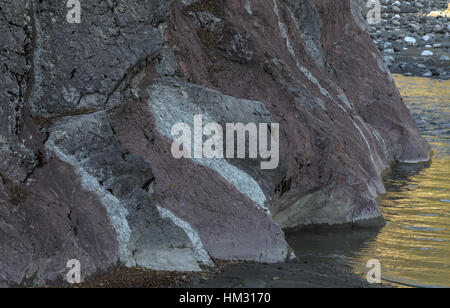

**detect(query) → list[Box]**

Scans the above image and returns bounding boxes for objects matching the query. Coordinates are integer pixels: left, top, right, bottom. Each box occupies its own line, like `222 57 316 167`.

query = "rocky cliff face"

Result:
0 0 430 286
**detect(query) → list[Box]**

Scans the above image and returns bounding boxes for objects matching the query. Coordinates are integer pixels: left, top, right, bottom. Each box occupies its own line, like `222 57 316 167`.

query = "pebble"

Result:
384 55 395 66
404 36 416 44
421 50 434 56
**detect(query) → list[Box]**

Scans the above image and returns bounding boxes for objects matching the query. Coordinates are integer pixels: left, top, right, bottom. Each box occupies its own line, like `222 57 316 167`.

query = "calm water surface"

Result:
287 75 450 288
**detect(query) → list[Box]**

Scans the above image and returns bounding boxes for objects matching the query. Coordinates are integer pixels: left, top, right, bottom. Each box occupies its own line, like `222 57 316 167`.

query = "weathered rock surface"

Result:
0 0 430 286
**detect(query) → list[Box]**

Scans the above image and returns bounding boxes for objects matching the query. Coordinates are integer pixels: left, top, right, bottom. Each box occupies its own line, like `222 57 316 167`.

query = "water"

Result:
287 75 450 288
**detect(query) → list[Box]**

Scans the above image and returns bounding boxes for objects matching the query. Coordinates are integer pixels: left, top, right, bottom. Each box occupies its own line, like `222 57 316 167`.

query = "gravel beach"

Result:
368 0 449 79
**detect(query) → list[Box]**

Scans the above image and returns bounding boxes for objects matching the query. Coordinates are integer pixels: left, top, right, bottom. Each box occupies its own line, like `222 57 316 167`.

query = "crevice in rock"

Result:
141 177 155 192
275 177 292 197
103 49 162 108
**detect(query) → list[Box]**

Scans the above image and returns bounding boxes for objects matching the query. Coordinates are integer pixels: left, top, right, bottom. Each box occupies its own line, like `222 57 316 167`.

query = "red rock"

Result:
0 0 430 286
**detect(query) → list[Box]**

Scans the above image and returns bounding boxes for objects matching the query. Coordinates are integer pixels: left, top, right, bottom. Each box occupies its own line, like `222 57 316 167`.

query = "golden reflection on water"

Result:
427 3 450 17
351 75 450 287
287 75 450 288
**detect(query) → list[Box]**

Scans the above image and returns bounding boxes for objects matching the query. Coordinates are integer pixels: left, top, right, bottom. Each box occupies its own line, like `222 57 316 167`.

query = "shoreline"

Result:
62 257 393 288
185 259 392 288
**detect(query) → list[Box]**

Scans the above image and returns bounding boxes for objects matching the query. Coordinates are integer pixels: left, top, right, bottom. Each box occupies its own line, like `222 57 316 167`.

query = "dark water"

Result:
287 75 450 288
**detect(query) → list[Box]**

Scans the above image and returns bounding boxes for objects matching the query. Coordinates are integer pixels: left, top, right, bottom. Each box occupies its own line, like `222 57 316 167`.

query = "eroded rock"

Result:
0 0 430 286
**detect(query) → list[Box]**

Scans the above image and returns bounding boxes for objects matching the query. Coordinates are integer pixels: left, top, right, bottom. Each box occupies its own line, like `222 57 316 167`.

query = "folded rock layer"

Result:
0 0 429 286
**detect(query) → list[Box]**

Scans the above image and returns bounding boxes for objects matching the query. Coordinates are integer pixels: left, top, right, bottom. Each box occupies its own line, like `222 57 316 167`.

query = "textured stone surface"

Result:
167 0 429 230
0 0 430 286
0 157 119 287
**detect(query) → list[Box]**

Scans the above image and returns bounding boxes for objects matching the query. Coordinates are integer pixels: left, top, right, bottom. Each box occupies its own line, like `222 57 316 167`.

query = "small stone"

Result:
421 50 433 56
271 277 281 281
424 58 436 66
434 25 443 32
410 23 421 32
384 56 395 66
404 36 416 44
